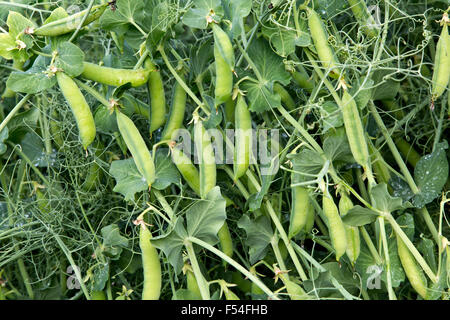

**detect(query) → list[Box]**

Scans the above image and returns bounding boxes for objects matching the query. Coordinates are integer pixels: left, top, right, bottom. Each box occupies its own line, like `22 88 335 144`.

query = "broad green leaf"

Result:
226 0 252 37
371 69 400 101
390 175 414 202
101 224 129 259
109 159 148 201
91 263 109 291
152 148 181 190
381 236 406 288
186 187 226 244
323 128 354 166
237 214 273 264
94 105 119 133
6 55 56 94
20 131 56 168
313 0 348 19
6 107 39 135
182 0 224 29
412 141 449 208
320 101 343 133
55 42 85 77
0 33 16 60
426 250 448 300
6 11 35 49
396 213 415 241
352 77 374 110
248 170 273 211
288 148 325 184
0 127 8 155
100 0 145 31
44 7 69 24
418 238 437 274
263 26 297 57
355 241 383 291
369 183 403 214
341 205 379 226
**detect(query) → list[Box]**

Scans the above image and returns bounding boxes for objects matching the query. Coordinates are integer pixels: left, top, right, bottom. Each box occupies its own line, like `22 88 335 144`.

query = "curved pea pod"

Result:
396 233 428 299
233 95 252 180
308 9 342 79
338 193 360 265
56 72 96 149
218 221 233 258
322 193 347 261
290 65 314 92
161 73 186 141
116 112 155 187
347 0 380 38
194 119 216 199
273 83 295 111
212 23 235 105
145 59 167 133
34 4 108 36
139 224 162 300
81 61 151 87
431 20 449 100
170 144 201 196
341 90 369 168
288 186 311 239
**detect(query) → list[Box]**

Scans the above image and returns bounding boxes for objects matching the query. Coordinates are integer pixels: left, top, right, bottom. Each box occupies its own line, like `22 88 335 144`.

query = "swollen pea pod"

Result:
304 204 315 234
161 72 187 141
338 193 360 265
396 233 428 299
273 83 296 111
116 111 155 187
212 23 235 105
194 119 216 199
34 4 108 36
145 59 167 134
139 223 162 300
340 89 369 168
81 61 151 87
308 8 342 79
322 191 347 261
288 186 312 239
233 95 252 180
170 145 201 195
347 0 379 38
185 265 202 300
431 16 449 101
224 97 235 124
56 72 96 149
290 65 314 92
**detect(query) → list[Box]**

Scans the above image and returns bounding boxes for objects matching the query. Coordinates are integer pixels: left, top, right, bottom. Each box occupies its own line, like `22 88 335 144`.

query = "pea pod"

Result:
56 72 96 149
170 145 201 195
185 266 202 300
273 83 296 111
288 186 311 239
431 17 449 100
308 8 342 79
139 224 161 300
161 73 186 141
347 0 379 38
81 61 151 88
224 97 235 124
322 192 347 261
212 23 235 105
116 111 155 187
194 119 216 199
233 95 252 180
218 221 233 258
338 193 360 265
279 273 310 300
34 4 108 37
82 140 104 191
396 233 428 299
290 65 314 92
146 59 167 133
341 89 369 168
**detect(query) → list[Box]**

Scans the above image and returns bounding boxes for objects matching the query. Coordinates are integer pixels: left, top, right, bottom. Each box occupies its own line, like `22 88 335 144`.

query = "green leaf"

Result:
186 187 226 244
20 131 56 168
369 183 403 214
237 214 273 264
323 128 354 165
55 42 85 77
0 33 16 60
226 0 252 37
248 171 273 211
426 250 448 300
352 77 374 110
6 11 35 49
152 148 181 190
101 224 129 259
91 263 109 291
288 148 325 184
396 213 415 241
6 55 56 94
109 159 148 201
320 101 343 133
355 241 383 291
100 0 145 31
382 236 406 288
0 127 8 155
182 0 224 29
94 105 119 133
44 7 70 49
6 107 40 135
417 238 437 274
412 141 449 208
341 205 379 226
390 175 414 202
371 69 400 101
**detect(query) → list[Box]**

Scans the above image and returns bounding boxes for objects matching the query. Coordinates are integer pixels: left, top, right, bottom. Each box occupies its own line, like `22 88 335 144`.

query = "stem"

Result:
0 94 31 133
184 241 210 300
152 189 174 221
74 79 111 108
271 235 289 281
378 217 396 300
360 226 383 265
68 0 95 43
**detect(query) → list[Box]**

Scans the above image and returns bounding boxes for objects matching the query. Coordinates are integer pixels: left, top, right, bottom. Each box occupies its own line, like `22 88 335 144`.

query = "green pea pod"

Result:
431 19 449 100
347 0 379 38
212 23 234 105
194 119 216 199
161 73 186 141
82 140 104 191
322 193 347 261
341 90 369 168
224 97 235 124
186 267 202 300
338 193 360 265
116 112 155 187
279 274 310 300
304 203 315 233
171 145 201 196
145 59 167 133
308 8 341 79
290 65 314 92
289 186 311 239
396 233 428 299
81 61 151 87
56 72 96 149
223 287 240 300
34 4 108 36
273 83 296 111
49 110 65 150
218 221 233 258
139 224 161 300
233 95 252 180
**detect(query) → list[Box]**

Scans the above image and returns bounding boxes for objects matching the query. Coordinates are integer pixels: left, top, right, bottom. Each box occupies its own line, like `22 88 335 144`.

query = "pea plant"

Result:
0 0 449 301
